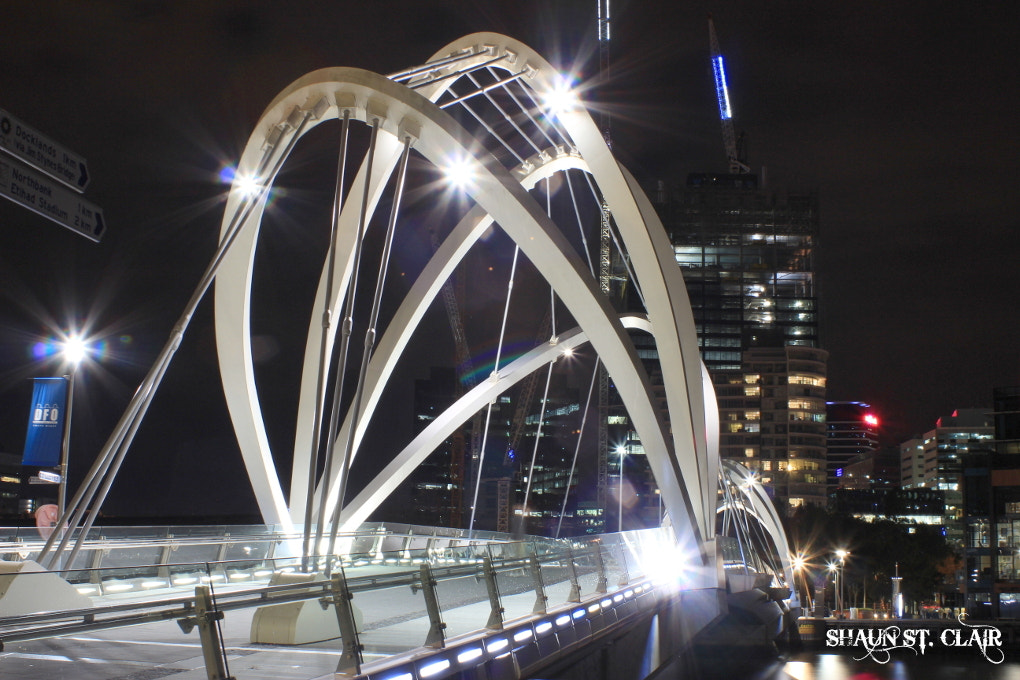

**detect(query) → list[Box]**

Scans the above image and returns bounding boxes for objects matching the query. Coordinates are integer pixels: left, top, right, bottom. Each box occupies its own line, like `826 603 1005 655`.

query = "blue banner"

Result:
22 377 68 467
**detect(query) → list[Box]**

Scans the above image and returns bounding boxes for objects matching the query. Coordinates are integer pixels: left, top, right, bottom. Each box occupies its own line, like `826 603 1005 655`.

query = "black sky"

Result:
1 1 1016 516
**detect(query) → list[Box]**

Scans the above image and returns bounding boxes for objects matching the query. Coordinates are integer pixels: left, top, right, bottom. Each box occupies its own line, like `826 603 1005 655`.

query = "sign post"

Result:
0 107 90 192
0 159 105 241
0 106 106 241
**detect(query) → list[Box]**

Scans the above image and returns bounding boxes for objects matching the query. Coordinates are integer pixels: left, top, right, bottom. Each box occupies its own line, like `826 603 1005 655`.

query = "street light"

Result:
792 552 811 613
835 549 849 617
58 335 88 521
827 562 839 615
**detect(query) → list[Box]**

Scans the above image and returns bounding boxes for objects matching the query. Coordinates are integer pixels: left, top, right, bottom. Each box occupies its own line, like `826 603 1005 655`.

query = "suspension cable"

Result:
468 246 520 532
556 360 600 539
387 48 477 82
445 86 525 166
45 110 314 571
304 110 351 569
323 120 383 561
334 135 412 532
440 70 528 110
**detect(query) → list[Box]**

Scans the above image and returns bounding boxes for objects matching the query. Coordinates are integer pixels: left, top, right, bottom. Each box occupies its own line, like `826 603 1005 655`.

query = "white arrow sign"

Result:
0 107 90 192
0 159 105 242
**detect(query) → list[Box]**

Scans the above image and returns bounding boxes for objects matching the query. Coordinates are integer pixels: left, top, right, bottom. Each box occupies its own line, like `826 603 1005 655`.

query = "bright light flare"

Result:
634 537 691 586
864 414 879 428
442 155 474 189
542 76 579 118
63 336 87 365
33 331 106 366
220 165 262 198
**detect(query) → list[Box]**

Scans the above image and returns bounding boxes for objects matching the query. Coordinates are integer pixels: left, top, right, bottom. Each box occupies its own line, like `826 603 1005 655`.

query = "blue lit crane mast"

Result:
708 15 750 174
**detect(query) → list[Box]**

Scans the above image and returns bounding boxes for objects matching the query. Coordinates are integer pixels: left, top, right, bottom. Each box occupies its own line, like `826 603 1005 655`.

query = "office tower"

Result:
714 345 829 509
656 175 820 372
915 409 994 547
825 401 880 493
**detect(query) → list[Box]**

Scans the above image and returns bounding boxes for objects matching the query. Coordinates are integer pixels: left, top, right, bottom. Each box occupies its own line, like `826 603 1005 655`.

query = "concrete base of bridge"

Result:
0 560 93 617
522 587 727 680
249 571 362 645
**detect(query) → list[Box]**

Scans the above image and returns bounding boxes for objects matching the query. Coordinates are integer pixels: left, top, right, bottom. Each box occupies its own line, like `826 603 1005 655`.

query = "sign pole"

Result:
58 371 75 521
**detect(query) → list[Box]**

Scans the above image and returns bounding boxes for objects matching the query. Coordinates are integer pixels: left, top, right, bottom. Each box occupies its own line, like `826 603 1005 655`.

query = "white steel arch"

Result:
719 459 798 603
213 34 717 558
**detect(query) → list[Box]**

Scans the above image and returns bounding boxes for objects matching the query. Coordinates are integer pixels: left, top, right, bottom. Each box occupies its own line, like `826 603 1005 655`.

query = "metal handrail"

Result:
0 546 608 648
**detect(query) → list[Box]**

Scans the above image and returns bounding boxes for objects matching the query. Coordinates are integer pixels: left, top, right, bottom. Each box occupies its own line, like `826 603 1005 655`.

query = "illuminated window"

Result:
744 385 760 397
745 410 760 421
744 448 756 458
744 374 760 384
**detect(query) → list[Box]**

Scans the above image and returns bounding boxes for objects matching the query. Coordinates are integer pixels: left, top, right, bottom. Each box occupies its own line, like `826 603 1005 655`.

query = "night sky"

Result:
0 1 1016 517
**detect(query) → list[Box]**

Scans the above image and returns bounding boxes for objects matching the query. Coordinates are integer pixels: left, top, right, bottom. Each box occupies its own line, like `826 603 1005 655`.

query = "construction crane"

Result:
708 15 750 174
429 229 481 527
595 0 612 530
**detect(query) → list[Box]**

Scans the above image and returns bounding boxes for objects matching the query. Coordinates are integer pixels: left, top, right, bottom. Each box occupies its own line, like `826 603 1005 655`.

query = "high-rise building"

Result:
837 446 900 490
714 345 829 509
902 409 995 547
825 402 880 494
993 387 1020 455
900 437 929 489
651 173 824 510
402 367 467 528
962 388 1020 618
655 174 820 372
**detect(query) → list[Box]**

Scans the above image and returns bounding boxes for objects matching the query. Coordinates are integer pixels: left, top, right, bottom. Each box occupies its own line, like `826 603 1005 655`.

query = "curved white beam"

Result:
339 315 668 531
314 150 587 522
213 34 722 556
720 459 797 601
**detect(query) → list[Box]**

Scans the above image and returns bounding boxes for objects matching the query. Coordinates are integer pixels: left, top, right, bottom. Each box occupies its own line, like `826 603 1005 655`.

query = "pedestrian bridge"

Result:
1 518 792 680
4 31 798 680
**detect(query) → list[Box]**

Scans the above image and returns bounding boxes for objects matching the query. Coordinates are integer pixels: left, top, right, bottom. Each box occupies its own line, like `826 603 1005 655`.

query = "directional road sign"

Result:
0 107 90 192
0 158 105 242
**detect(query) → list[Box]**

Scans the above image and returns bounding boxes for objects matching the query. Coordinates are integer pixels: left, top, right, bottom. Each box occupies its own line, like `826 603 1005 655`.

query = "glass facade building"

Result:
656 173 820 372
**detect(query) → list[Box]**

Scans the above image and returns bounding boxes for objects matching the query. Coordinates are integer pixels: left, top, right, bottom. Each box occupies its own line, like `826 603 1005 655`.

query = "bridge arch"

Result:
213 33 716 556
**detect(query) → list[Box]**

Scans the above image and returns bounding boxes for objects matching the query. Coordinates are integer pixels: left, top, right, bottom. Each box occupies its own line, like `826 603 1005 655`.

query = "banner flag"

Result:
22 377 68 467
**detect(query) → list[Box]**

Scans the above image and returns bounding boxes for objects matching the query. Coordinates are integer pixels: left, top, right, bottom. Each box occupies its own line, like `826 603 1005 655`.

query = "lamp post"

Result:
58 336 87 520
836 549 849 618
792 553 811 613
615 442 626 533
827 562 838 615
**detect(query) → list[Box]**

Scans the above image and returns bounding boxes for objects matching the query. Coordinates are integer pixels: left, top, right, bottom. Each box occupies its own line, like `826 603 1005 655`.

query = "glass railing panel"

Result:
351 565 432 657
490 543 541 624
432 560 492 639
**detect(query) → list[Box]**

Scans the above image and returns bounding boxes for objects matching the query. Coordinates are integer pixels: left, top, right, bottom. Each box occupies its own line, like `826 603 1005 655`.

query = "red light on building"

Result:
864 414 879 428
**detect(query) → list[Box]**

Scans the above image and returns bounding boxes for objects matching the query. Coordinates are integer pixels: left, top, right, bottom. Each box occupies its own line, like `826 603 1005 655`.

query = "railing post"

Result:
482 555 505 630
329 572 363 676
529 554 548 615
419 563 447 649
566 549 581 603
616 545 631 587
193 585 235 680
592 544 608 594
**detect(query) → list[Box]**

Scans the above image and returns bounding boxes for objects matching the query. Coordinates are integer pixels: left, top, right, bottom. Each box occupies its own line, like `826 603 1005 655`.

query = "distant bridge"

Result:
5 33 798 680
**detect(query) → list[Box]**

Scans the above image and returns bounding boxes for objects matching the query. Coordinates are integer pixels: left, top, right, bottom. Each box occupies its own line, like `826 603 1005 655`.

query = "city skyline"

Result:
0 2 1015 517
